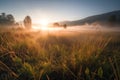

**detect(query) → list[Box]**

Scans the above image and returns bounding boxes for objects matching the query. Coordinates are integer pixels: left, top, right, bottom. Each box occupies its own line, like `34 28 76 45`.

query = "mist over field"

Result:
0 0 120 80
32 24 120 33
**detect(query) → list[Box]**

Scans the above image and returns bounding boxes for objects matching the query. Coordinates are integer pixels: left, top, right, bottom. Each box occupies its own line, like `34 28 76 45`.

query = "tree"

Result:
1 13 6 18
24 16 32 29
63 24 67 29
0 13 15 25
7 14 15 24
0 13 7 25
53 22 59 27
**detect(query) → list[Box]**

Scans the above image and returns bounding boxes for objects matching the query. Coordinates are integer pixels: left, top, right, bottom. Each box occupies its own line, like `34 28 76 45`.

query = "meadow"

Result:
0 27 120 80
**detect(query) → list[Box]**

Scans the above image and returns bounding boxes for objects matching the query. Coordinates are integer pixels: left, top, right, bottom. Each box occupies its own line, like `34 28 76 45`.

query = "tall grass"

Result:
0 28 120 80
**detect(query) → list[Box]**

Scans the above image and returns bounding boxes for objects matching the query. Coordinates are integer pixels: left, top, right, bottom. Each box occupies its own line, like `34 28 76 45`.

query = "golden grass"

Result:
0 27 120 80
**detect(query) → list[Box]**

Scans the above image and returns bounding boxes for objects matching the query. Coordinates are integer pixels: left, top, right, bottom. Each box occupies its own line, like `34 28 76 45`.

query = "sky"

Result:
0 0 120 23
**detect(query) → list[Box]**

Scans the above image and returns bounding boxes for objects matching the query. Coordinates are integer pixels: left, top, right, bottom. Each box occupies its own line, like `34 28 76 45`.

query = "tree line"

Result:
0 13 32 29
0 13 15 25
53 22 67 28
0 13 118 29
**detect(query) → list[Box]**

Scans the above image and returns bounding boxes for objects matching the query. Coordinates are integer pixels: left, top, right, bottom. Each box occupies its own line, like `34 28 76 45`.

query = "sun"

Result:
32 18 52 31
40 19 49 26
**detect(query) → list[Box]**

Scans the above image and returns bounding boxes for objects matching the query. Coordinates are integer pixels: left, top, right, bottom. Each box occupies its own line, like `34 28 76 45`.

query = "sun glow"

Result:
40 19 49 26
39 18 50 30
32 18 63 31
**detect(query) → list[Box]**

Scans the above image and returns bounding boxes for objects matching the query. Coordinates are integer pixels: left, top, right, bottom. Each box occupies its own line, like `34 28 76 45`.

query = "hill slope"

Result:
59 10 120 26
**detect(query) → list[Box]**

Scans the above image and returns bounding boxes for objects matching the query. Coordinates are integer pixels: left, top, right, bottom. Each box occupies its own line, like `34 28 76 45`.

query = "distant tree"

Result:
1 13 6 18
0 13 7 25
0 13 15 25
24 16 32 29
6 14 15 24
63 24 67 29
53 22 60 27
109 15 117 23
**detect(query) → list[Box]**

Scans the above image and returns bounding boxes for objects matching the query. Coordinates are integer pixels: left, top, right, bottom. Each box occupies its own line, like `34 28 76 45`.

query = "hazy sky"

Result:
0 0 120 23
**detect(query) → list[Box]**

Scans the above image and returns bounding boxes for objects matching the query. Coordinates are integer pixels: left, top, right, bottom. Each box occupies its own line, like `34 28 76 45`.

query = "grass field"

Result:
0 27 120 80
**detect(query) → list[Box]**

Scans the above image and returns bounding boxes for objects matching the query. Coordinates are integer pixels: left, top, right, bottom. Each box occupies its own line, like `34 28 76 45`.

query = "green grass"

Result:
0 27 120 80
